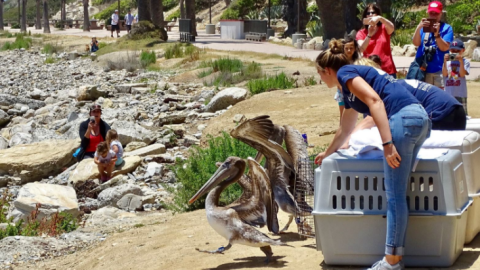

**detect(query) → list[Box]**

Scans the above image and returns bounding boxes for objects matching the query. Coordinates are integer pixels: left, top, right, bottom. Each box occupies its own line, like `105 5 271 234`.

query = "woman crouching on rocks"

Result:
314 39 431 270
78 104 111 160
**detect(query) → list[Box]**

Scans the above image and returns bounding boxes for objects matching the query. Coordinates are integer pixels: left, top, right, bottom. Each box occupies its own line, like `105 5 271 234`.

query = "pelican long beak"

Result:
188 165 234 204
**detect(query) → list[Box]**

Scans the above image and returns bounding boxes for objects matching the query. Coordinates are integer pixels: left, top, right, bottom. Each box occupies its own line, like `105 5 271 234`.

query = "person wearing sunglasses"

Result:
412 1 453 89
78 104 111 161
356 3 397 78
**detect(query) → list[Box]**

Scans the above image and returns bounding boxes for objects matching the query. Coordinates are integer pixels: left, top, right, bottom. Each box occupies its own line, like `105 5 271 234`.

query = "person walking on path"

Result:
111 10 120 38
125 10 134 34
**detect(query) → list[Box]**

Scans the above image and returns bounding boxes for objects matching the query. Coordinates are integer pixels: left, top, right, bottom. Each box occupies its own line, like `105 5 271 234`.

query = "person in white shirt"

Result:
124 10 134 34
111 9 120 38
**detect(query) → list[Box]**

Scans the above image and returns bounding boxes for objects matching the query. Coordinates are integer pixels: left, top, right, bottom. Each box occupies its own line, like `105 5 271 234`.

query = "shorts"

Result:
126 25 132 31
425 71 444 88
111 24 119 31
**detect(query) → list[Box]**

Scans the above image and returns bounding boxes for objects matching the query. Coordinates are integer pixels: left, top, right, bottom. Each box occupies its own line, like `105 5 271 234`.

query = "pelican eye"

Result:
222 162 230 168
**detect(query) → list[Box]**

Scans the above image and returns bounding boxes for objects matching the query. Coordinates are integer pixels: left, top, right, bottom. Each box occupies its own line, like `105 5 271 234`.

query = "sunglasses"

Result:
92 110 101 113
366 11 376 15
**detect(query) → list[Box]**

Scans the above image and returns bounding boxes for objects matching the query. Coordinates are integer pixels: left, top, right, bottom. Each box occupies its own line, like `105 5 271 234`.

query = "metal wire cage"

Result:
293 157 317 238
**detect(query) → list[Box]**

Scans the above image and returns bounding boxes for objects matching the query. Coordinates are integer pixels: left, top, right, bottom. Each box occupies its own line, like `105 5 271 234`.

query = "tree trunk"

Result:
316 0 345 40
83 0 89 31
61 0 66 21
282 0 308 37
20 0 26 32
36 0 42 29
343 0 360 34
17 0 20 25
43 0 50 33
179 0 185 19
376 0 391 21
0 0 4 31
185 0 197 36
137 0 151 22
150 0 168 41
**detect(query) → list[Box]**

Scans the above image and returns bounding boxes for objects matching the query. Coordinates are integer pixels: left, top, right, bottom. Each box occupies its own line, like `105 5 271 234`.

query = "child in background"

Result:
442 39 470 115
106 129 124 167
368 54 382 68
90 36 99 52
94 141 117 182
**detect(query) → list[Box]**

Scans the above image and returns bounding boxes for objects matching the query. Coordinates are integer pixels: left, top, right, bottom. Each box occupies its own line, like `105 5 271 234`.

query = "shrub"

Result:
221 8 240 20
167 132 259 212
1 34 32 51
140 50 156 68
42 43 62 55
247 72 296 95
163 0 179 12
164 43 184 59
202 60 263 86
303 76 317 86
10 23 20 29
166 9 181 21
44 57 56 64
184 44 200 61
391 30 413 47
199 58 243 73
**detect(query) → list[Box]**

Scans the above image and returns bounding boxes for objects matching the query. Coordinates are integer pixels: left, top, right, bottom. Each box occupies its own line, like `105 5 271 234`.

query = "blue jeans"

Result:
384 104 431 256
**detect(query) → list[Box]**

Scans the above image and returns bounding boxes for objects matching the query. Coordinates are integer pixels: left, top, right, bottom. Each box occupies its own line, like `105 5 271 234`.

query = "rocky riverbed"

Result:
0 48 250 268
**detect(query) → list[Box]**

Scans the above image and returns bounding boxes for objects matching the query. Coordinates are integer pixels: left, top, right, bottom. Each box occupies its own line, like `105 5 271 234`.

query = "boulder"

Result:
155 114 187 126
124 141 147 152
116 194 144 211
144 162 163 178
69 155 141 185
194 90 215 101
0 94 46 110
463 40 478 59
0 136 7 150
111 120 155 145
8 183 79 222
76 85 107 101
403 45 417 57
9 132 33 147
114 83 147 94
103 98 114 108
86 206 136 226
28 88 48 100
0 110 10 127
0 139 78 183
97 183 143 207
473 48 480 62
124 144 166 157
391 46 406 56
205 87 248 112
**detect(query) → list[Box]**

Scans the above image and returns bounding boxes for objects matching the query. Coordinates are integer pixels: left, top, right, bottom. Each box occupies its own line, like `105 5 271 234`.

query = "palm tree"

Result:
43 0 50 33
83 0 90 31
137 0 151 22
179 0 185 19
20 0 26 32
0 0 4 30
36 0 42 29
316 0 346 40
185 0 197 36
61 0 66 22
150 0 168 40
343 0 359 34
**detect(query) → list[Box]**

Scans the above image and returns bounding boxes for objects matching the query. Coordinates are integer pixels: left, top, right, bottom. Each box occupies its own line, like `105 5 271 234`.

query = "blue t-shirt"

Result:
415 22 454 73
337 65 418 118
396 79 461 122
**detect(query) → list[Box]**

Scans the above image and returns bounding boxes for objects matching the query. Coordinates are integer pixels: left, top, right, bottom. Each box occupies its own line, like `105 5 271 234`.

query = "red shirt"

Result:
85 133 104 152
356 24 397 75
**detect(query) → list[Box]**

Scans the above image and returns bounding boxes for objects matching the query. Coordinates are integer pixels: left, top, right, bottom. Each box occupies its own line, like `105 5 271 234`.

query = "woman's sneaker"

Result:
368 258 404 270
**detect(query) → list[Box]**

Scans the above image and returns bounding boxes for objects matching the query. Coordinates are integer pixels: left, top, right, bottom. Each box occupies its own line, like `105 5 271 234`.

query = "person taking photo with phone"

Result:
356 3 397 78
78 104 111 161
412 1 453 88
442 39 470 115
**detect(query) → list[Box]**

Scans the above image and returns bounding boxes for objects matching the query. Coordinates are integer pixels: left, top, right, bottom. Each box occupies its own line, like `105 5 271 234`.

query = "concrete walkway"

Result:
4 26 480 80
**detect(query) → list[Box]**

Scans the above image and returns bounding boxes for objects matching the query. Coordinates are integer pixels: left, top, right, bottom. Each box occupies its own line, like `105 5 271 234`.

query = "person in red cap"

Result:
77 104 111 161
412 1 453 89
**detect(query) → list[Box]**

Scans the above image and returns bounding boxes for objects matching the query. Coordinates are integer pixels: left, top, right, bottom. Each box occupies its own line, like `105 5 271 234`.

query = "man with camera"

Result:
442 39 470 115
412 1 453 88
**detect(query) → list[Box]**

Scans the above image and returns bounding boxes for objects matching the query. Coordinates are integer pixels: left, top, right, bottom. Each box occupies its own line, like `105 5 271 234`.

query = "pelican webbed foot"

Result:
195 243 232 254
260 246 275 264
278 215 294 233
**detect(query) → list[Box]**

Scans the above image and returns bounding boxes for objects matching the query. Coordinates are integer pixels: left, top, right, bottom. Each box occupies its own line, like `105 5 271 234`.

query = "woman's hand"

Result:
368 24 378 37
369 16 381 25
384 144 401 169
444 53 449 63
314 152 326 166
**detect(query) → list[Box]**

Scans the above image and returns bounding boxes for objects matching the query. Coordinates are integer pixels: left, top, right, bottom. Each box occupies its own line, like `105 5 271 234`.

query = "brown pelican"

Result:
231 116 299 233
189 157 287 263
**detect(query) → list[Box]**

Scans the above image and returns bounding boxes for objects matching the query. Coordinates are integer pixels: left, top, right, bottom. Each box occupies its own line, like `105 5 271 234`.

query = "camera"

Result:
449 53 457 61
425 46 437 62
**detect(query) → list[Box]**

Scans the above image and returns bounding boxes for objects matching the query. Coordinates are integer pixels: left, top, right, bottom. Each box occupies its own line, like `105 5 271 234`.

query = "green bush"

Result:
166 9 180 21
167 132 259 212
221 8 240 20
44 57 56 64
163 0 179 12
391 30 413 47
42 43 62 55
202 60 263 86
199 57 243 73
1 34 32 51
98 42 107 49
164 43 184 59
140 50 156 68
10 23 20 29
184 44 200 61
247 72 295 95
92 0 135 21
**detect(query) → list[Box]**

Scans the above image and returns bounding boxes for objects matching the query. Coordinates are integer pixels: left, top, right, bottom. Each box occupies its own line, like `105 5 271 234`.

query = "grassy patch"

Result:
166 132 259 212
95 38 167 56
1 34 32 51
140 50 157 68
133 223 145 228
42 43 62 55
44 57 56 64
199 57 243 73
303 76 317 86
391 29 414 47
247 72 296 95
203 61 263 87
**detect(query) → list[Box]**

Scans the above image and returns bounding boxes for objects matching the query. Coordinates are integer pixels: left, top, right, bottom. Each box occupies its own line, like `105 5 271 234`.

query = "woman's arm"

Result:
338 105 345 125
340 116 376 149
346 77 401 168
94 156 100 165
369 16 394 35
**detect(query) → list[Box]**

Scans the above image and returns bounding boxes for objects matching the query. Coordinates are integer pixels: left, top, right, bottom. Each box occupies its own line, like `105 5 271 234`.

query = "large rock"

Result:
0 136 7 150
0 109 11 127
0 94 46 110
114 83 147 94
463 40 478 59
68 156 142 186
111 120 155 145
124 141 147 152
76 85 107 101
155 114 187 126
8 183 79 222
124 144 166 157
8 132 33 147
116 194 144 211
205 87 248 112
0 139 78 183
392 46 406 56
97 183 143 207
473 48 480 62
403 45 417 57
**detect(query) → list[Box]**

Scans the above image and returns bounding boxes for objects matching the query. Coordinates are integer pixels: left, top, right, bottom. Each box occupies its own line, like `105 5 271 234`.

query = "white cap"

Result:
114 9 118 12
92 35 96 38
